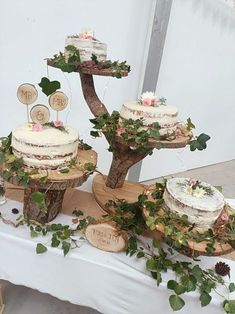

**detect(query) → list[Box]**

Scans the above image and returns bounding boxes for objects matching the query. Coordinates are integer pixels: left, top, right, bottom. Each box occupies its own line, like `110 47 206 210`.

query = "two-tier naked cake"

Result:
163 178 225 227
119 92 178 137
12 123 79 170
65 30 107 63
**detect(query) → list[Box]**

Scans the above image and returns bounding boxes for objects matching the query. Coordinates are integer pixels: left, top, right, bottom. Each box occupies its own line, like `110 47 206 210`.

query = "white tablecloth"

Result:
0 198 235 314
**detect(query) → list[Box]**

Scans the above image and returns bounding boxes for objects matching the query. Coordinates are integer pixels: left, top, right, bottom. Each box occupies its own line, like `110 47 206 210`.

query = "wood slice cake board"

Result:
92 174 146 214
10 148 97 190
143 206 234 257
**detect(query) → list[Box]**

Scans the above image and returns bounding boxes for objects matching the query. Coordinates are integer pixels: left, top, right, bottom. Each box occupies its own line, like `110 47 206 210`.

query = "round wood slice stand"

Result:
142 198 234 258
10 149 97 224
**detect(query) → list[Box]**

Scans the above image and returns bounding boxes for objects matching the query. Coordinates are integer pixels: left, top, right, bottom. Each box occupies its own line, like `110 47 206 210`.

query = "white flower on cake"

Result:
180 179 213 198
193 186 206 198
140 91 158 107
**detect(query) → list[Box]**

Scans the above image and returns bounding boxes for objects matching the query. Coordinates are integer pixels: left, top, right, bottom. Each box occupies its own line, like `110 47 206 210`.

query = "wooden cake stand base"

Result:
143 206 234 258
92 174 146 214
11 149 97 224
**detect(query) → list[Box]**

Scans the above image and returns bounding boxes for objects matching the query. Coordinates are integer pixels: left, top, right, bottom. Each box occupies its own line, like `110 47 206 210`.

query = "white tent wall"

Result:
0 0 154 175
140 0 235 181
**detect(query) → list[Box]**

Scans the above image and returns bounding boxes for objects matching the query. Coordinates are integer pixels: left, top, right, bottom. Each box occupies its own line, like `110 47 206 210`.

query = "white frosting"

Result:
65 37 107 62
12 123 79 169
119 101 178 136
163 178 225 227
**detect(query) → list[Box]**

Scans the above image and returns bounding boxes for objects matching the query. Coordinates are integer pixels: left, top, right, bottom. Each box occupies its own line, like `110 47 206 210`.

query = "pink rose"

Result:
117 127 125 136
189 179 198 187
54 120 64 127
79 33 86 39
142 98 152 106
221 212 229 222
151 98 158 106
175 128 182 137
32 123 43 132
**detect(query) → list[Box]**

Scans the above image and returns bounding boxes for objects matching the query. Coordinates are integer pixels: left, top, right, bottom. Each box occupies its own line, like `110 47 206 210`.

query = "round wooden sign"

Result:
85 222 128 252
17 83 38 105
30 105 50 125
49 91 68 111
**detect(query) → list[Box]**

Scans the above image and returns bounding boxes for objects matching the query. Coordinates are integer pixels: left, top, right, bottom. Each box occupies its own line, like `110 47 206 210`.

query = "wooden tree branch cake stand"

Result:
48 59 190 212
142 184 234 257
9 148 97 224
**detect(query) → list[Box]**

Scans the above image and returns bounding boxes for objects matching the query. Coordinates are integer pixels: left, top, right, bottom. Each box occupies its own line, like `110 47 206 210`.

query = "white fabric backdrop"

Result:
0 197 234 314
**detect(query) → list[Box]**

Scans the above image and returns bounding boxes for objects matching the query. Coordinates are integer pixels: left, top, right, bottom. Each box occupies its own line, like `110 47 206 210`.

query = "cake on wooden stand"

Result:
143 179 234 257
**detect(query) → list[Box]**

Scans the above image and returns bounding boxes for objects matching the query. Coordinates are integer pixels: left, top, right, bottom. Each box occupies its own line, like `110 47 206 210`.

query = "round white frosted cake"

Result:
119 92 178 137
163 178 225 227
65 31 107 63
12 123 79 170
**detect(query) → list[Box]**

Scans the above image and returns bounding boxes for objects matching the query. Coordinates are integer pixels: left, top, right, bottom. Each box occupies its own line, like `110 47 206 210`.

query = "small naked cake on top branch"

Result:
143 178 235 257
119 91 179 140
65 29 107 63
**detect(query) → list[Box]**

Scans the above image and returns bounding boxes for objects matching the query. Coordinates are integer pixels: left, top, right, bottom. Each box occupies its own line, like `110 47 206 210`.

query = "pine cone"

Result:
215 261 230 276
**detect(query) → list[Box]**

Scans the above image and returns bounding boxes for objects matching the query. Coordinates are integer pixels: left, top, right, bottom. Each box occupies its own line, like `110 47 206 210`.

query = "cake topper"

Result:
17 83 38 123
30 104 50 125
49 91 68 121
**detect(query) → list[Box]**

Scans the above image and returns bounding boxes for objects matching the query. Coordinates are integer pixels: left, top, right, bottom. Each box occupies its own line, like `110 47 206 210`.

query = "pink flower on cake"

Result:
142 98 152 106
54 120 64 127
117 127 125 136
175 128 182 137
189 179 198 187
32 123 43 132
220 212 229 222
140 91 158 107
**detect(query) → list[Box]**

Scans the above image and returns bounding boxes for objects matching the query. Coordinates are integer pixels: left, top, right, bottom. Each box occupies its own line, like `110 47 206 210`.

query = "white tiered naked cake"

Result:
12 123 79 170
163 178 225 227
65 30 107 63
119 92 178 137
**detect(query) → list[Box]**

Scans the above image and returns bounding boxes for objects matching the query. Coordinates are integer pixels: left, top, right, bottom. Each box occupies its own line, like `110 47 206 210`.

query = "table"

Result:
0 186 234 314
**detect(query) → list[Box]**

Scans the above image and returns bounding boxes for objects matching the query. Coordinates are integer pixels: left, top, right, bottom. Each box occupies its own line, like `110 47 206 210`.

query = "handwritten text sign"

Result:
49 91 68 111
85 222 127 252
30 105 50 125
17 84 38 105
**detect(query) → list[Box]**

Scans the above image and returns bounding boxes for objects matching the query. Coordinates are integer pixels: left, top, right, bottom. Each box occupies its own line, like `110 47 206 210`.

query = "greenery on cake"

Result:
44 121 68 133
89 111 210 154
48 47 131 78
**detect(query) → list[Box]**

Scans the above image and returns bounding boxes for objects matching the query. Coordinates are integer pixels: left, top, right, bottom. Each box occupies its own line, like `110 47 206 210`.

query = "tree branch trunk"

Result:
79 72 109 117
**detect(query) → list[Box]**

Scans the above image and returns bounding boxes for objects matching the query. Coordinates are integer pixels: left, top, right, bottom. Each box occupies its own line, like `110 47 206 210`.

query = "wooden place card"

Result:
17 83 38 105
30 104 50 125
85 222 128 252
49 91 68 112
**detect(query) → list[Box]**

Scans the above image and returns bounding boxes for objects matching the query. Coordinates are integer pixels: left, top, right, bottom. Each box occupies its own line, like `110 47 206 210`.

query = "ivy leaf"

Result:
31 191 45 205
51 235 60 248
36 243 47 254
229 283 235 293
38 77 61 96
90 131 100 138
2 170 13 181
62 241 71 256
59 168 70 174
30 229 38 238
39 176 48 183
186 118 195 130
224 300 235 313
200 292 212 307
169 295 185 311
72 210 84 217
189 133 210 151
